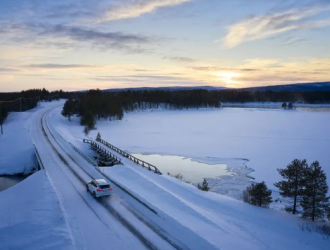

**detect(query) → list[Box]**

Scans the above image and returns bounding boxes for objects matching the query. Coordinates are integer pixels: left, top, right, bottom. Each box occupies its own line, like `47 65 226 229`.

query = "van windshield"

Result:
100 185 110 189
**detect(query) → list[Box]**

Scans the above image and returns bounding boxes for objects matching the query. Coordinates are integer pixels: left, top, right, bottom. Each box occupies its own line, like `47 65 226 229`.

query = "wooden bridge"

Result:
95 136 162 175
83 139 122 166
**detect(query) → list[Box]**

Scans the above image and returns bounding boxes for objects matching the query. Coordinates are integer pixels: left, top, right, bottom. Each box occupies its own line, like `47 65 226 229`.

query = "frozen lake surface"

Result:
51 105 330 199
87 107 330 197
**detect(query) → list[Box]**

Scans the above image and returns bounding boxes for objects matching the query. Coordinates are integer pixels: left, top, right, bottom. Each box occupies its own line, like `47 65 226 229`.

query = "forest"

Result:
2 87 330 132
60 88 330 130
0 88 65 133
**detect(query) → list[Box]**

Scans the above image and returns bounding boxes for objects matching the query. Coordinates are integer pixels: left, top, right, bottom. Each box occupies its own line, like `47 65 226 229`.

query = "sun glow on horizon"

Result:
214 71 242 87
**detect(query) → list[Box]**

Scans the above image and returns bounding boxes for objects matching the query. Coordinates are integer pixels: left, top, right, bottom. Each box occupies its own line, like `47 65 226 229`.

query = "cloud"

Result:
223 6 330 48
192 66 260 72
0 22 152 52
0 67 20 72
95 0 191 23
38 24 150 44
164 56 195 62
90 73 206 86
281 36 305 46
24 63 97 69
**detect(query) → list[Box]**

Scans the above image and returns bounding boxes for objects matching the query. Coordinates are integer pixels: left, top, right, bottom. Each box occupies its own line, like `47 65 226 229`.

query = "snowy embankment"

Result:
48 105 330 249
0 170 75 250
0 111 37 175
101 164 329 250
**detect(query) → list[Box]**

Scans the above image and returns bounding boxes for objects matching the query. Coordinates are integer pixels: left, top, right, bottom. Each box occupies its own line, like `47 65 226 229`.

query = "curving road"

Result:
30 102 179 250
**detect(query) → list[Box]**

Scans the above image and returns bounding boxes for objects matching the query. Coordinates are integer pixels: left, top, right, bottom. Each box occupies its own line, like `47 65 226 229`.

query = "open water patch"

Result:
0 175 27 192
131 153 230 183
132 153 255 200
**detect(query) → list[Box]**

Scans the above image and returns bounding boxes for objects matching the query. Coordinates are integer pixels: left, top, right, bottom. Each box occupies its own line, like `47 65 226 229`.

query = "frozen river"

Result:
88 107 330 197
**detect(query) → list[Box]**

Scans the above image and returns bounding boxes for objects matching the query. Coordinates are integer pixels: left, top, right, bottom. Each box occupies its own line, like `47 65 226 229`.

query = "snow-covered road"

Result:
31 103 179 250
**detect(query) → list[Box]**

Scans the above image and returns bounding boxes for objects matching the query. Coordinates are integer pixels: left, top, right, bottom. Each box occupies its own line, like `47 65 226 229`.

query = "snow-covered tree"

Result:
301 161 329 221
96 132 101 141
198 178 210 191
244 182 272 208
274 159 308 214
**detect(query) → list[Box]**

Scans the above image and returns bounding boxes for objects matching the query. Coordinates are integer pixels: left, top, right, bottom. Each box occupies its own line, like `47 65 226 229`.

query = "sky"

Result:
0 0 330 92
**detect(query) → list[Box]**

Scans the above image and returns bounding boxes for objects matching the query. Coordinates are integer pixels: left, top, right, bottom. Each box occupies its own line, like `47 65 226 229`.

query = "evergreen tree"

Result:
301 161 329 221
282 102 287 109
288 102 294 109
81 111 95 130
84 126 90 136
274 159 307 214
96 132 101 141
197 178 210 191
61 98 75 121
0 106 9 134
244 182 273 208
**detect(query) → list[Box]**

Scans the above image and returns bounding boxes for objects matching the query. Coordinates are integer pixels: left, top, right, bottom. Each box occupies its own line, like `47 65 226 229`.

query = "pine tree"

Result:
61 99 75 121
282 102 287 109
197 178 210 191
274 159 307 214
84 126 90 136
243 182 272 208
301 161 329 221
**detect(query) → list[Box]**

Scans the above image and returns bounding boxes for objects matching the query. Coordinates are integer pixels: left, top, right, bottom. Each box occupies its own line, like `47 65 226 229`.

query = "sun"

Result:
214 71 242 86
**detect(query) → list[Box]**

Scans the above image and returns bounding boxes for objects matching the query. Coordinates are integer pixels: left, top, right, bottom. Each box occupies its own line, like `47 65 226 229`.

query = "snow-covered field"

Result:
85 108 330 194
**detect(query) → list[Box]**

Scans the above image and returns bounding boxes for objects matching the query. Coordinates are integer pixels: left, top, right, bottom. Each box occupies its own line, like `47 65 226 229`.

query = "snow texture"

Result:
0 111 37 175
49 105 330 249
0 170 75 250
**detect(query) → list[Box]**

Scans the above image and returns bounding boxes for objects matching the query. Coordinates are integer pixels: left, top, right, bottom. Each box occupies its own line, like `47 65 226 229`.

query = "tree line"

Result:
0 88 65 134
62 88 330 131
243 159 330 222
218 90 330 103
61 89 221 132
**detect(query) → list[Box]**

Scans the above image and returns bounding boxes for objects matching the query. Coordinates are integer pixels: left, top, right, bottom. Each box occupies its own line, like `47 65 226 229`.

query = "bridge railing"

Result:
96 138 162 175
69 142 98 167
83 139 122 165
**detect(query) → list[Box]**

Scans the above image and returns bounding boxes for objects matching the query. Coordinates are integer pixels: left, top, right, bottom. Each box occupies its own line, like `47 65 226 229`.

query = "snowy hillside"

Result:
0 109 38 175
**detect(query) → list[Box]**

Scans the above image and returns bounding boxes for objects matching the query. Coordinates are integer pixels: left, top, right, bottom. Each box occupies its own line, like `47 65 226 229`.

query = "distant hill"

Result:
242 82 330 92
101 86 226 92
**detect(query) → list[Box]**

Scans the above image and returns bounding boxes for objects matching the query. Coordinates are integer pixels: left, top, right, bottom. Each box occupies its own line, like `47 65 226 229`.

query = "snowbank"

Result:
0 111 37 175
101 164 330 250
0 170 75 250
